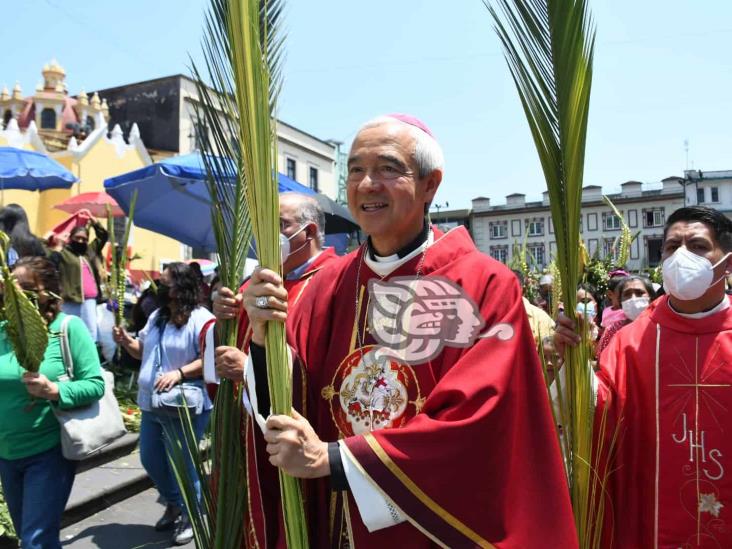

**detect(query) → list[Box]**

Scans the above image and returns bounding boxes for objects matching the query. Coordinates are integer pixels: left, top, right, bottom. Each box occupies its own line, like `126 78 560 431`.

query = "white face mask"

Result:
621 296 649 321
662 246 730 301
279 225 310 264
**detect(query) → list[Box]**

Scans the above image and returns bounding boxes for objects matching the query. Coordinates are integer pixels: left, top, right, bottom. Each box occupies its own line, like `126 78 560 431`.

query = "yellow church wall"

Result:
1 61 186 274
0 133 184 272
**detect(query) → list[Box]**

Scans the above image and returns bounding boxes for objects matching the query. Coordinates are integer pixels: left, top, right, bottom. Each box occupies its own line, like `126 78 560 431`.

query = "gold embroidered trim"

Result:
245 420 262 549
340 442 448 548
349 284 366 353
363 433 494 548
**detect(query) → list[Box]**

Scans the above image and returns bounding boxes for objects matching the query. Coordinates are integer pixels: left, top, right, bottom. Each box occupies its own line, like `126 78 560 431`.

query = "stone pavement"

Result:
60 488 194 549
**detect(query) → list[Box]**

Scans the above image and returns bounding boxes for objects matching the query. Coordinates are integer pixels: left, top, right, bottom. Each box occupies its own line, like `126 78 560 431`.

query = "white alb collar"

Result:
364 231 435 278
668 296 730 319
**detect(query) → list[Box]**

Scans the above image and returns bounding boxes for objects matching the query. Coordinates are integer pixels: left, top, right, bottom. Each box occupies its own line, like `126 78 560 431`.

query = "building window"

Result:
192 122 208 150
528 243 545 268
588 212 598 231
40 108 56 130
697 187 705 204
489 220 508 239
647 237 663 267
286 158 296 180
489 245 508 264
630 238 640 260
86 115 95 131
643 208 665 228
511 219 522 237
711 187 719 203
2 109 11 130
602 211 621 231
526 217 544 236
309 167 319 192
603 237 617 259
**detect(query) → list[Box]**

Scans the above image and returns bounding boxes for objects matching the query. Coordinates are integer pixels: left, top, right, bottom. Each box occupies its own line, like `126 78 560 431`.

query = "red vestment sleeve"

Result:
339 271 577 548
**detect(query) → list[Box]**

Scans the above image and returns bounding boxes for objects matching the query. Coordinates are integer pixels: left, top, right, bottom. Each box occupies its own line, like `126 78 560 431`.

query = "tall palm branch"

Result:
487 1 611 546
224 1 308 545
187 0 307 546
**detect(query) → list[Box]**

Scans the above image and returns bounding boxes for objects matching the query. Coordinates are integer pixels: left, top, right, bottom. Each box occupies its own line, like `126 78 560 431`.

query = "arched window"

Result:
86 115 95 131
2 110 11 130
40 108 56 130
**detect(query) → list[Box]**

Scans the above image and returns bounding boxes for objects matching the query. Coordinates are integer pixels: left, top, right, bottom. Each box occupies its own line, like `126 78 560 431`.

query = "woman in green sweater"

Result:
0 257 104 549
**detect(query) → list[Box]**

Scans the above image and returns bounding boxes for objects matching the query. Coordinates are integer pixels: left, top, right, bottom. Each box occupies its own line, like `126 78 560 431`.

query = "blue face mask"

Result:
576 301 596 318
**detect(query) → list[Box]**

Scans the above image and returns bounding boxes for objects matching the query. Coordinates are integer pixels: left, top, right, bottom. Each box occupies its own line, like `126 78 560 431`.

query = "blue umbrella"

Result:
104 152 356 252
0 146 77 191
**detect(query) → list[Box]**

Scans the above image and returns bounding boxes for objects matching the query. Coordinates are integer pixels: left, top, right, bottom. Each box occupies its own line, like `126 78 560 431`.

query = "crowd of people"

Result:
1 113 732 548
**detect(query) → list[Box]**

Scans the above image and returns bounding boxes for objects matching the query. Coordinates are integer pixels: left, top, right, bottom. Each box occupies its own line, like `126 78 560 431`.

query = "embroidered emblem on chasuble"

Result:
657 336 732 547
322 345 423 437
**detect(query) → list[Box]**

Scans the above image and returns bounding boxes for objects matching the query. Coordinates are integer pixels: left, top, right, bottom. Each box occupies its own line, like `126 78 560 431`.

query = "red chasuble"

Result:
255 227 576 548
596 295 732 548
204 248 336 548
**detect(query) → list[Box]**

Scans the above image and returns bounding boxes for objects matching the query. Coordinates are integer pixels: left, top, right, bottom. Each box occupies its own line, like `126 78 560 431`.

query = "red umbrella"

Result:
54 191 124 218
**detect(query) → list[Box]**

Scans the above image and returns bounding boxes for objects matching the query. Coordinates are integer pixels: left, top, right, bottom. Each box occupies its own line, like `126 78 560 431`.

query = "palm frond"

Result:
189 0 254 546
0 231 48 373
602 195 631 268
107 192 138 330
487 1 609 546
226 1 308 545
190 0 307 546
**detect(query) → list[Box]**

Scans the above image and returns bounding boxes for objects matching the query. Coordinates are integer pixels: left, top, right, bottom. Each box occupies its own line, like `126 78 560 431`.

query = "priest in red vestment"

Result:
558 206 732 548
207 191 336 546
236 114 577 548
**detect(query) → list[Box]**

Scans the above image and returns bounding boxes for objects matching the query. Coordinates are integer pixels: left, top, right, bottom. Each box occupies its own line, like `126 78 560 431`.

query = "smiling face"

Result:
347 122 441 256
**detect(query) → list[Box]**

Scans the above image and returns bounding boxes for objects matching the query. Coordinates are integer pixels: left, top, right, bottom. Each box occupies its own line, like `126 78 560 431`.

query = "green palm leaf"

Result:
224 1 308 546
487 1 609 546
188 0 307 546
107 191 138 329
0 232 48 373
602 195 631 268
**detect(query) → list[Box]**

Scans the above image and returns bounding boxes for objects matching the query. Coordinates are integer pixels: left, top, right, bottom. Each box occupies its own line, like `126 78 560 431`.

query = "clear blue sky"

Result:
2 0 730 209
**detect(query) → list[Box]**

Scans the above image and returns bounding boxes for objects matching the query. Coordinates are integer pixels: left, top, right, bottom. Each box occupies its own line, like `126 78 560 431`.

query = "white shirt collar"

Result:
364 231 435 278
668 296 730 319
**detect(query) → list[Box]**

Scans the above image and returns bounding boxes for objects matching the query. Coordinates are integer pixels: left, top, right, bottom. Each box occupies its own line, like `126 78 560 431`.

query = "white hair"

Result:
356 116 445 178
280 192 325 247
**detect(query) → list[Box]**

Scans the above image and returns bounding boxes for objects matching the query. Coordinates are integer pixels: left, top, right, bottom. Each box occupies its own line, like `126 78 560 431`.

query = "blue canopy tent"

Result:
0 146 77 196
104 152 356 253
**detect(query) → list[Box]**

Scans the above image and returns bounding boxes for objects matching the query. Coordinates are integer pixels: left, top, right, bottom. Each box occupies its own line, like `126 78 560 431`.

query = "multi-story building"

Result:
95 75 339 200
683 169 732 212
455 170 732 271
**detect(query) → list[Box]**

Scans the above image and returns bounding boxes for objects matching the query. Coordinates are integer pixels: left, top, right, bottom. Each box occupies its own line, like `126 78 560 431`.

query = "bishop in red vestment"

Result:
589 206 732 548
239 115 576 548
